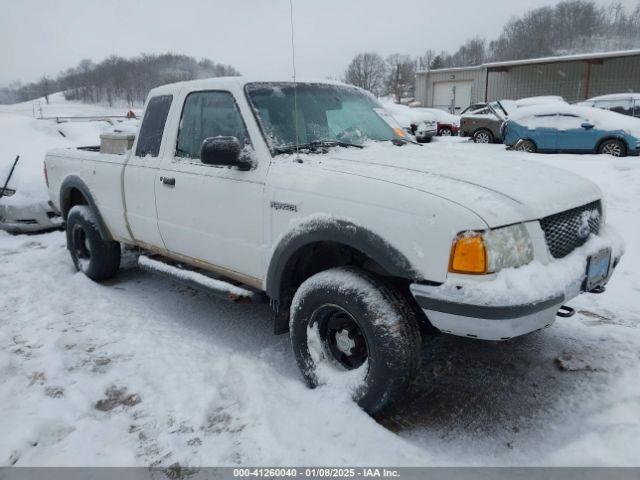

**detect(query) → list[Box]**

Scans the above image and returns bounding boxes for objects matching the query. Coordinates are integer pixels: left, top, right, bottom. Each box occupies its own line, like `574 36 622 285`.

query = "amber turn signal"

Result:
449 234 487 274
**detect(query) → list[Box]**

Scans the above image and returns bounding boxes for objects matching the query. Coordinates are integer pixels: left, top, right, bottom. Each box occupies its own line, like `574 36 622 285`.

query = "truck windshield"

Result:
245 82 401 154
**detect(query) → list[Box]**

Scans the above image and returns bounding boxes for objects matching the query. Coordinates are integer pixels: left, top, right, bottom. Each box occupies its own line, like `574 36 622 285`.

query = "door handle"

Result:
160 176 175 187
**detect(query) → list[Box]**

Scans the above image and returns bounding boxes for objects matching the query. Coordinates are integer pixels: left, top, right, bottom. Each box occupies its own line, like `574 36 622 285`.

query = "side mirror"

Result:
200 136 252 170
581 122 594 130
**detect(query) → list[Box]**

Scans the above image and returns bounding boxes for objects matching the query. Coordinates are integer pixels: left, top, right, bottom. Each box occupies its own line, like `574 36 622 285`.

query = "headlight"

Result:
449 224 534 274
0 188 16 197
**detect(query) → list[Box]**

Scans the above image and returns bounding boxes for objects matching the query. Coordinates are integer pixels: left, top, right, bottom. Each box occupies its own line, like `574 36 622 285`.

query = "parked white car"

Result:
44 78 623 414
577 93 640 118
382 101 439 142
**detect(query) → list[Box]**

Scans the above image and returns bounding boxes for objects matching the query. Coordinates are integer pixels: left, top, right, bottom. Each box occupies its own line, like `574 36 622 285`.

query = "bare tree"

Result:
418 50 436 71
3 53 241 106
385 54 416 103
38 76 55 104
344 53 387 96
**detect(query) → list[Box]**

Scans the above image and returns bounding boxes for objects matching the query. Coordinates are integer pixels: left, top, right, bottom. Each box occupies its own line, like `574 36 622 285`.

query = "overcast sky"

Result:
1 0 637 87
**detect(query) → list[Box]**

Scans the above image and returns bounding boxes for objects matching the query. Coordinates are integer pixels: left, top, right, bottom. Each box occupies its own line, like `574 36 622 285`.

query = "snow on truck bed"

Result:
0 124 639 464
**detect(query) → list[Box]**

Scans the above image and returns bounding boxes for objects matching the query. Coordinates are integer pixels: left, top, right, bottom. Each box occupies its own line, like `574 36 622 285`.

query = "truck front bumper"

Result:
410 232 622 341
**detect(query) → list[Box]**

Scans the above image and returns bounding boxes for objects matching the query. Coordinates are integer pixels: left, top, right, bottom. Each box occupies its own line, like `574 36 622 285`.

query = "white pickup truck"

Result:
45 78 623 414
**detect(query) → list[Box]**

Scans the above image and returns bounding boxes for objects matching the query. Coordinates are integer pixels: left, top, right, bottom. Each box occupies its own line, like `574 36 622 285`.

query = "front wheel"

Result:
598 139 626 157
473 129 493 144
290 266 421 415
514 139 537 153
66 205 121 281
439 127 453 136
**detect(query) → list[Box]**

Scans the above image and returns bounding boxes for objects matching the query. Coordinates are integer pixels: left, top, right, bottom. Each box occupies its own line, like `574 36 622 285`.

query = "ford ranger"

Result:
44 78 623 414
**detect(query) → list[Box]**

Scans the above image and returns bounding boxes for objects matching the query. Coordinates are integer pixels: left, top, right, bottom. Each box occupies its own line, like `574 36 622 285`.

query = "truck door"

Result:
154 90 266 283
123 94 173 248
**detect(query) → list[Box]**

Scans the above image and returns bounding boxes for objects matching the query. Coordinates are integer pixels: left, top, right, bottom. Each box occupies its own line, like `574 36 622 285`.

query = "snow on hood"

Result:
509 104 640 138
302 141 601 227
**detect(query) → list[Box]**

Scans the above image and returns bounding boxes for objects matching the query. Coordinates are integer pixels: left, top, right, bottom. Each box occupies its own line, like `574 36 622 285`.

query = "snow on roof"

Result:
586 93 640 102
418 49 640 74
509 103 640 137
149 76 350 96
515 96 566 107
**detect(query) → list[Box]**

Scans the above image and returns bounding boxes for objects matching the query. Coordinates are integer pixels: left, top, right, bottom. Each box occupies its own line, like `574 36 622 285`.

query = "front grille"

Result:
540 201 602 259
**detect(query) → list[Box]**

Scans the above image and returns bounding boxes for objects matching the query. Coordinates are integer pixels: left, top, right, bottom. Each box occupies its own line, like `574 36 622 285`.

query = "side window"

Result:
555 114 584 130
594 99 633 116
176 91 249 160
135 95 173 157
522 114 556 129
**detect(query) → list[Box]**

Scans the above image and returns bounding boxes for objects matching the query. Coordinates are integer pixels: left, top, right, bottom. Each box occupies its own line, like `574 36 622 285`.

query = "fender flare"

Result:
59 175 113 241
265 216 421 303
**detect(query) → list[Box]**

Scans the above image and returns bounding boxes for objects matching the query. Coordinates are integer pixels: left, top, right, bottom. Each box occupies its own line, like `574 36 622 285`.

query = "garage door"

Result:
433 81 473 113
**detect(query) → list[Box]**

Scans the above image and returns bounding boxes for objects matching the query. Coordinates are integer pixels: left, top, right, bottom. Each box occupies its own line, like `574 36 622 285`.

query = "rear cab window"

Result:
135 95 173 157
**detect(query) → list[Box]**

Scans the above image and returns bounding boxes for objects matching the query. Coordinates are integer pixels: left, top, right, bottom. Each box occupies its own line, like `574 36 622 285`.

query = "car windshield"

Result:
245 82 402 154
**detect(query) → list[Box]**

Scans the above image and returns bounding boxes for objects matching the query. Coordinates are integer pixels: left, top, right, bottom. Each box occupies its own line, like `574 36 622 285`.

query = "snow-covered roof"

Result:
149 76 350 96
585 93 640 102
417 49 640 74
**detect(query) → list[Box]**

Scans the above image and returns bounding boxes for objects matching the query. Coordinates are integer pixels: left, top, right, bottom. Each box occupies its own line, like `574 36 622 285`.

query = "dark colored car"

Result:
503 104 640 157
459 101 508 143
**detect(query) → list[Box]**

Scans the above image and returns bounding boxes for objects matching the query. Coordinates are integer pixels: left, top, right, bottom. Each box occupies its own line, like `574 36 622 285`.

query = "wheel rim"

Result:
475 131 490 143
441 128 452 136
72 224 91 261
517 141 534 152
602 142 621 156
312 304 368 370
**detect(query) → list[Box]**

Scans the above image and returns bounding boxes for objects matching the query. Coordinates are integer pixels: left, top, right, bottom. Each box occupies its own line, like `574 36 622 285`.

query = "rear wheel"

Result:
289 266 421 415
598 139 626 157
66 205 121 281
515 139 537 153
473 129 493 144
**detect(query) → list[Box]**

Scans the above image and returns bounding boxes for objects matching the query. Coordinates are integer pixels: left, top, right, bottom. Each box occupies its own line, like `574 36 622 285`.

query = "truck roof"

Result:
148 76 351 97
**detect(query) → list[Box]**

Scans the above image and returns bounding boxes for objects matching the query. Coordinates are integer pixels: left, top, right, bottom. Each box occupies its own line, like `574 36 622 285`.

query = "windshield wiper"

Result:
274 140 364 154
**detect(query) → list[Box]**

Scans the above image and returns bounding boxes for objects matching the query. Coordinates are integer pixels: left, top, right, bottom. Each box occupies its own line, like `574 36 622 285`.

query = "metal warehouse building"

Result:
415 49 640 113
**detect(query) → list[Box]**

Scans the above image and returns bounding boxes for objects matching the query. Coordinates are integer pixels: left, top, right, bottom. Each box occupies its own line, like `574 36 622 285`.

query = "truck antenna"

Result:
289 0 301 161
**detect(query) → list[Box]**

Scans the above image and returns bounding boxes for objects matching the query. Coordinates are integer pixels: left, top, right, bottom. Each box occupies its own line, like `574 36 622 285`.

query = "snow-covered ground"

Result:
0 111 639 466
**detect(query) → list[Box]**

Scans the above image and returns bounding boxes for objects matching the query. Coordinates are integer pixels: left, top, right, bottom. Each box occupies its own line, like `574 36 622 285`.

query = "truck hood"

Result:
305 142 601 227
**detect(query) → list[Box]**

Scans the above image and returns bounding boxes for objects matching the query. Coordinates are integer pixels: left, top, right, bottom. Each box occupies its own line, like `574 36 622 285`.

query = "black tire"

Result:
439 127 453 136
289 266 421 414
473 129 493 144
417 136 432 143
598 138 626 157
515 139 537 153
66 205 121 281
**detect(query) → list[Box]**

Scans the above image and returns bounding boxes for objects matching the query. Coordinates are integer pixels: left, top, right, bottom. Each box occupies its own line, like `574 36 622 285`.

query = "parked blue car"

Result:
503 105 640 157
